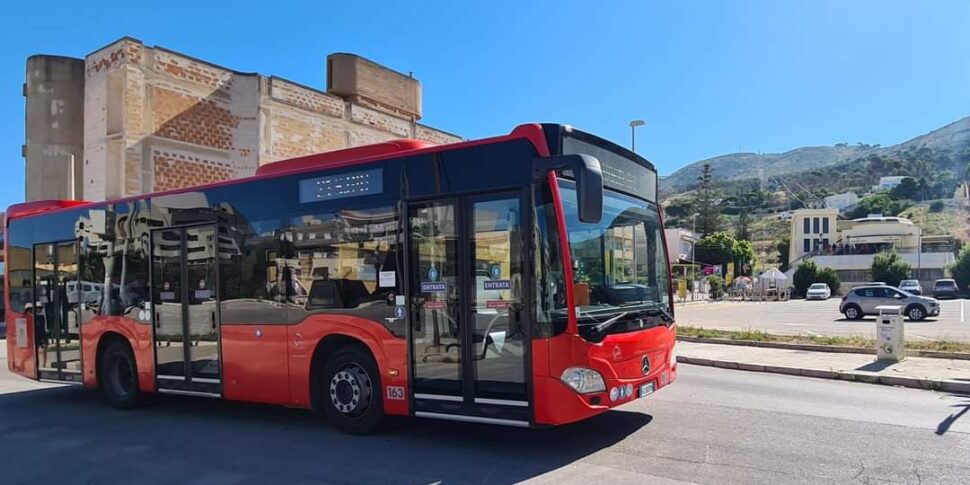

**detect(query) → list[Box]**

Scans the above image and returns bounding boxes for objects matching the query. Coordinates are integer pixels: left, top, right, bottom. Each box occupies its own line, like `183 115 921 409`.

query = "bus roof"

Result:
7 124 553 223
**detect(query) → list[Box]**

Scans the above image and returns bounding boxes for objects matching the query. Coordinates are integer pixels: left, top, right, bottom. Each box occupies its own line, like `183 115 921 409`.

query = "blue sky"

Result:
0 0 967 208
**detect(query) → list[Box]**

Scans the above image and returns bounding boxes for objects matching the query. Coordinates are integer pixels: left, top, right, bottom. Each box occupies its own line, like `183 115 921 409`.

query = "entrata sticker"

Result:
483 280 511 291
421 282 447 293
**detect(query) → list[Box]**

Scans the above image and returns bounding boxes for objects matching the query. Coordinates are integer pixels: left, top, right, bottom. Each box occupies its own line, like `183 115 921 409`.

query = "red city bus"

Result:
4 123 676 433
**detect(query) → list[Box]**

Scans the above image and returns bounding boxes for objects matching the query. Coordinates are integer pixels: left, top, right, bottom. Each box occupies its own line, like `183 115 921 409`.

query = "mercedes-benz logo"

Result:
642 355 651 376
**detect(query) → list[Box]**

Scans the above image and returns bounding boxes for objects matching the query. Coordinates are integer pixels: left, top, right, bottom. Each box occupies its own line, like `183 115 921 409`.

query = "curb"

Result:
676 336 970 361
677 355 970 394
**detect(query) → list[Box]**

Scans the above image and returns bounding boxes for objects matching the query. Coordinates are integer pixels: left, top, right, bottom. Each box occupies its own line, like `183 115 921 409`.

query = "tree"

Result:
929 200 945 213
692 163 722 236
815 267 842 295
870 251 912 287
694 232 735 267
732 239 757 276
777 237 791 272
792 260 819 297
950 246 970 291
735 211 752 242
695 231 756 276
889 177 919 200
847 193 910 219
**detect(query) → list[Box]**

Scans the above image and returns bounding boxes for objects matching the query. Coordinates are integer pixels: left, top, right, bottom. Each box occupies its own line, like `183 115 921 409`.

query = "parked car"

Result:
898 279 923 295
806 283 832 300
840 285 940 321
933 279 959 299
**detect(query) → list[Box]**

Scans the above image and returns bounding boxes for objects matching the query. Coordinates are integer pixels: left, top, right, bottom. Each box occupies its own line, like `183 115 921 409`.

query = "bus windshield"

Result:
557 179 671 341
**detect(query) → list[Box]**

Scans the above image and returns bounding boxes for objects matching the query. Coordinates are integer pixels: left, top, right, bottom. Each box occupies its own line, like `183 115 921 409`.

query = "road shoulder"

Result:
677 340 970 394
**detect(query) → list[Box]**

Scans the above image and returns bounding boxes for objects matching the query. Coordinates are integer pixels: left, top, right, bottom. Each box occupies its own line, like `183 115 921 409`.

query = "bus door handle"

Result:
155 312 160 329
211 312 216 330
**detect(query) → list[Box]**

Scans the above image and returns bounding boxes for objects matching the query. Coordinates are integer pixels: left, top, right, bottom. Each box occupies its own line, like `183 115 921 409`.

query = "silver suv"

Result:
840 285 939 321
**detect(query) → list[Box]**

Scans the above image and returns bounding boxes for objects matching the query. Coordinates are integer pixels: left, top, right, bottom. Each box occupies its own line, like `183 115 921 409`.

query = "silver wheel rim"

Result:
846 308 857 319
329 363 372 418
911 308 922 320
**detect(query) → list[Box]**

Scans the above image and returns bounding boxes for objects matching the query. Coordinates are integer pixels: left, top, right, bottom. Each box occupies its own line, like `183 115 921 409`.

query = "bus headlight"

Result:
560 367 606 394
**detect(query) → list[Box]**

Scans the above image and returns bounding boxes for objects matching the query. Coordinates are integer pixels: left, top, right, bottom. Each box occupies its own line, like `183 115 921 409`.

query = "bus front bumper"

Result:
534 360 677 426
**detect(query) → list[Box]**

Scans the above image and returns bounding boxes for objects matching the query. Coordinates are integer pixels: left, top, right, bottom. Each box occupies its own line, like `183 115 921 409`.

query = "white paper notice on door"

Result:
379 271 396 288
15 318 27 348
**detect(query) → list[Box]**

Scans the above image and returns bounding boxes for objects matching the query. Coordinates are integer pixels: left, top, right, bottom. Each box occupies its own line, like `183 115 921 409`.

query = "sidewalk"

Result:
677 341 970 394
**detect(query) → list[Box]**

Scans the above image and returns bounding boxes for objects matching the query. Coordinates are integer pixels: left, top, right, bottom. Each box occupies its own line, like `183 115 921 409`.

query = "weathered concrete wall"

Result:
24 55 85 201
27 37 462 203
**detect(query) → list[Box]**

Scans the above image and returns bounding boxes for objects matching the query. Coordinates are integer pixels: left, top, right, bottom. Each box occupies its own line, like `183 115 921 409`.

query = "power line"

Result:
769 175 810 209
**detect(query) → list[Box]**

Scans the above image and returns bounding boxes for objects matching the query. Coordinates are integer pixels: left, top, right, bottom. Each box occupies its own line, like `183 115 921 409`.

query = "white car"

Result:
806 283 832 300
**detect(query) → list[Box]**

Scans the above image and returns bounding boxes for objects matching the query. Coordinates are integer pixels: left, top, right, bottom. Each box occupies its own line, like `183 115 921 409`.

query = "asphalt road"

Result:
2 346 969 484
677 298 970 342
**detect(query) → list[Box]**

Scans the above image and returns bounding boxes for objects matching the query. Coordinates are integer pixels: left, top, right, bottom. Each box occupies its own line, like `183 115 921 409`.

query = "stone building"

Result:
23 37 461 202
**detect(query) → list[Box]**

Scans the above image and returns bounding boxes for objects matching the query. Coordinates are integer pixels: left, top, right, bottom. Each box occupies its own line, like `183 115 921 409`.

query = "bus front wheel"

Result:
99 340 142 409
319 345 385 434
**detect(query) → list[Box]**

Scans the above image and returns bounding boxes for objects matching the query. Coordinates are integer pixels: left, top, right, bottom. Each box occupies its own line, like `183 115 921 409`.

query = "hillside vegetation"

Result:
661 116 970 195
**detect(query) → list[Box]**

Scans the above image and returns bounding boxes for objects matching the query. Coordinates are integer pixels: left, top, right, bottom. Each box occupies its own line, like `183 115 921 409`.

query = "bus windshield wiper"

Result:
618 300 673 321
592 311 630 334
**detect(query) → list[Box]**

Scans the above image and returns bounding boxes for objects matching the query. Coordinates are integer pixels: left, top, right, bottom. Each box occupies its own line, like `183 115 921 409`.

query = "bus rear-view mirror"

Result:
533 154 603 223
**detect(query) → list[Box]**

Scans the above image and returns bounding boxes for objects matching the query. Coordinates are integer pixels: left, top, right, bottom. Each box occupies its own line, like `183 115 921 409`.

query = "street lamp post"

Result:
692 212 699 299
691 212 698 261
629 120 645 152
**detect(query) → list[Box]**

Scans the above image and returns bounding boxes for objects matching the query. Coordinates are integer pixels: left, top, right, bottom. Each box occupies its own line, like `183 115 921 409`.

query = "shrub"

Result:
929 200 945 213
815 267 842 295
950 246 970 291
707 275 724 299
791 261 841 296
870 251 911 287
792 260 819 297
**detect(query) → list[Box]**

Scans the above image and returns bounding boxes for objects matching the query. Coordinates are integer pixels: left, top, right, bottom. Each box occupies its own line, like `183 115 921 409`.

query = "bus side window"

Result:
283 207 402 336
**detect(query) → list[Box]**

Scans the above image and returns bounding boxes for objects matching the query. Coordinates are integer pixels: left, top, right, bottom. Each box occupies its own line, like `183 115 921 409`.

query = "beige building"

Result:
788 208 840 260
788 209 954 289
23 37 461 202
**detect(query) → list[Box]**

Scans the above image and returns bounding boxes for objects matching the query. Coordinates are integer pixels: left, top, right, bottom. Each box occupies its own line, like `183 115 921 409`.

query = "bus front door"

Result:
33 240 82 383
407 192 531 426
151 225 222 397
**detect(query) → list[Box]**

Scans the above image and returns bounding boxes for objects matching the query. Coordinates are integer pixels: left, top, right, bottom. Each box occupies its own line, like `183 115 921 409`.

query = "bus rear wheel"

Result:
99 340 142 409
319 345 385 435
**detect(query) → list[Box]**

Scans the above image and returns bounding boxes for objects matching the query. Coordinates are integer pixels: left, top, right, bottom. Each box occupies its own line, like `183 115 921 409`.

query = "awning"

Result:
845 235 902 245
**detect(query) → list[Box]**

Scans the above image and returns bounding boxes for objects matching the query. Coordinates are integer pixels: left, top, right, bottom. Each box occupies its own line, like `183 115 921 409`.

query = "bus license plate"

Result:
638 382 655 398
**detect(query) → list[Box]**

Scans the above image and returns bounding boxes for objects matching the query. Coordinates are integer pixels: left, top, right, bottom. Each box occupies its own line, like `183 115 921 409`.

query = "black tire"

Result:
99 340 141 409
907 305 927 321
318 345 385 435
843 305 862 320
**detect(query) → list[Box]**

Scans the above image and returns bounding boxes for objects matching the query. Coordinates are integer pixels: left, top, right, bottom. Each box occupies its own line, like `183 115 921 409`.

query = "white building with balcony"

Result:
872 176 911 192
787 209 954 291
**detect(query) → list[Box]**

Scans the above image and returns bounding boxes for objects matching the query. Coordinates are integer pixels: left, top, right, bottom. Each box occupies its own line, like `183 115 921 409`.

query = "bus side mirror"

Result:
533 154 603 223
